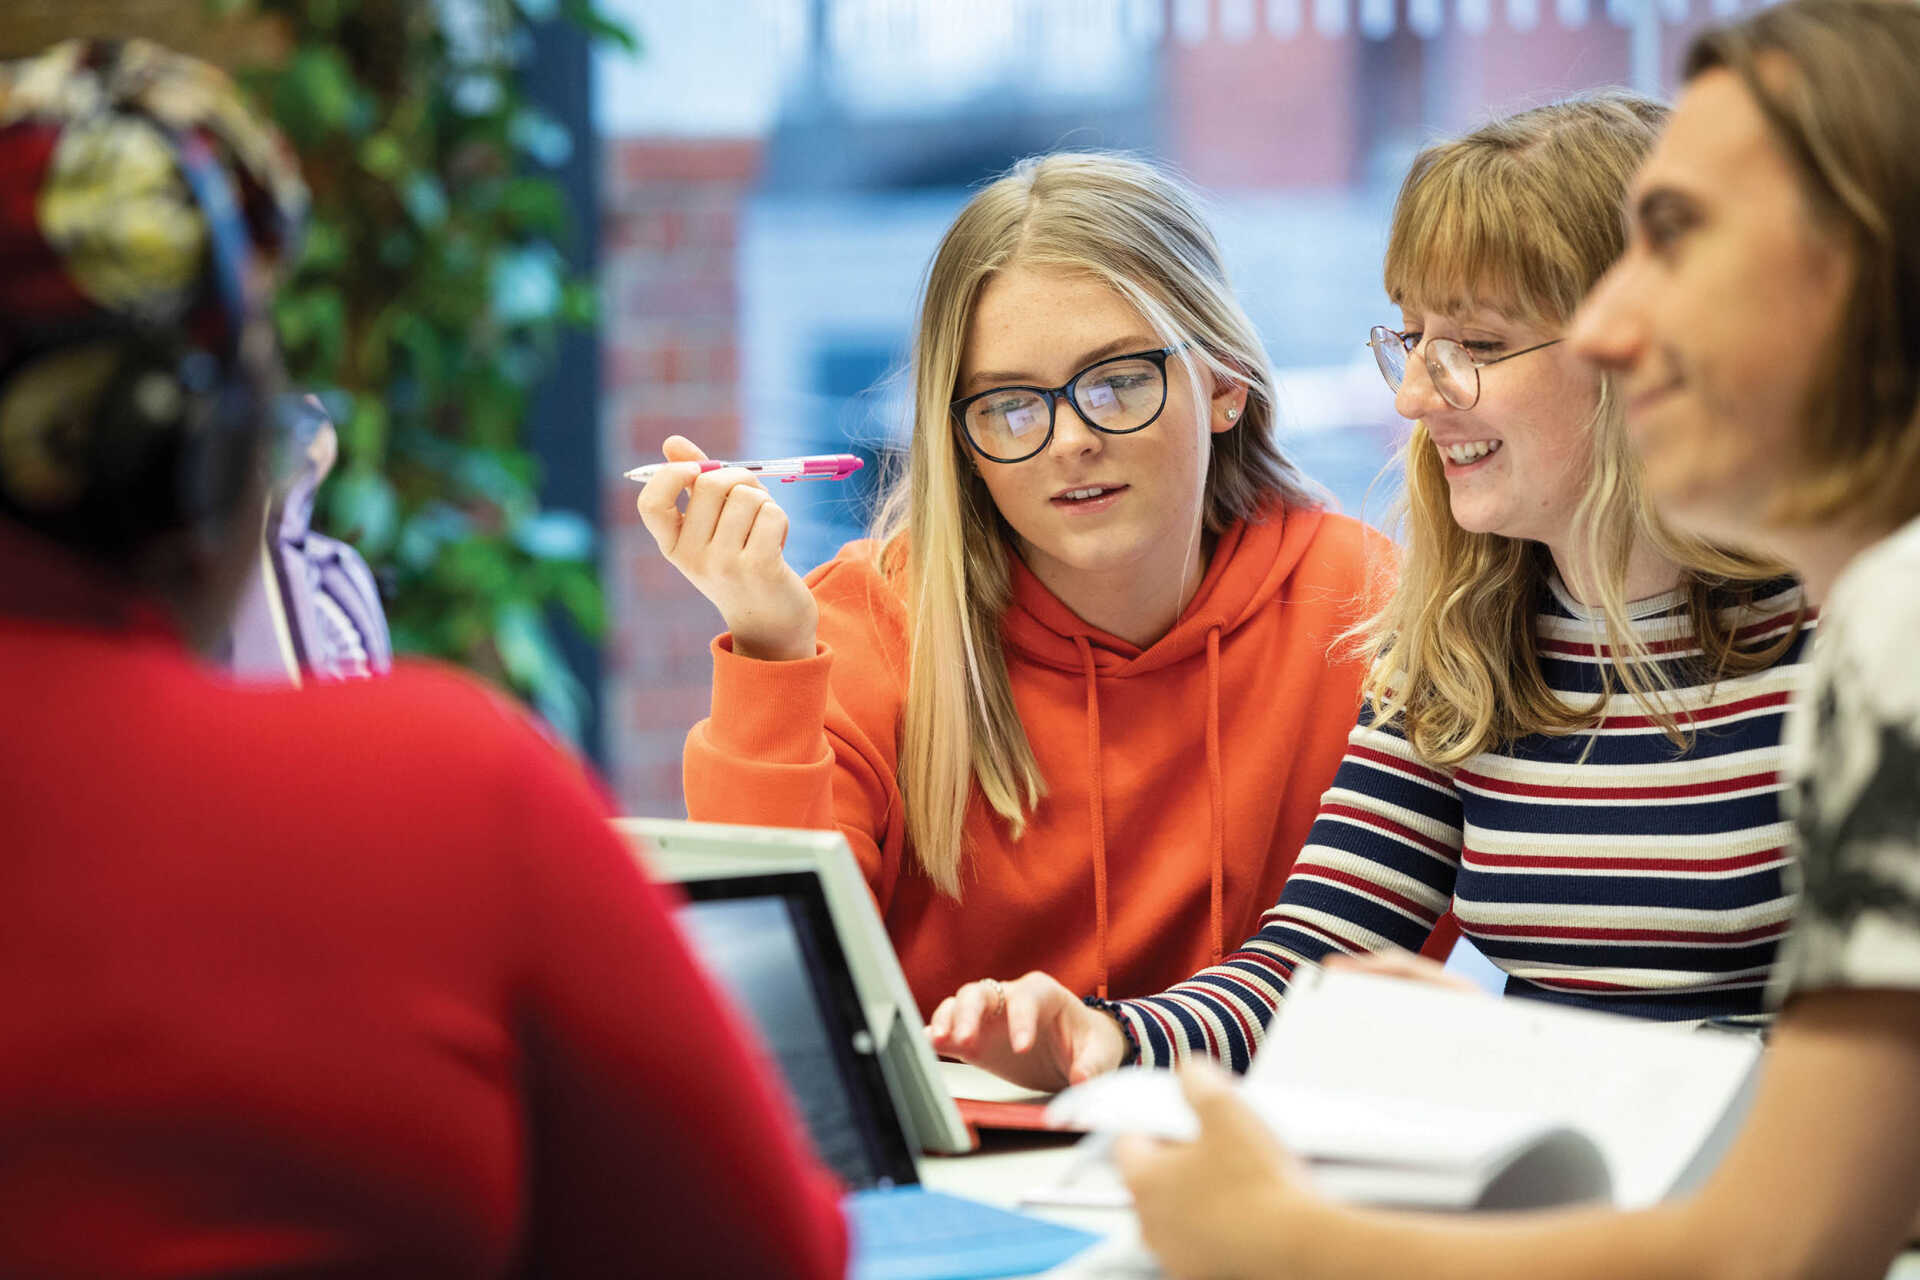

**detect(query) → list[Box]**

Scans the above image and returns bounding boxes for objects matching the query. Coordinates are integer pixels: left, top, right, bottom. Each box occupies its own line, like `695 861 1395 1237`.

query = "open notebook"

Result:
1038 964 1761 1218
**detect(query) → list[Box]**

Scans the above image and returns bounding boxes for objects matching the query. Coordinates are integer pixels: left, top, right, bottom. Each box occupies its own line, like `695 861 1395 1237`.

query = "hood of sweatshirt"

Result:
1000 500 1324 674
995 499 1330 998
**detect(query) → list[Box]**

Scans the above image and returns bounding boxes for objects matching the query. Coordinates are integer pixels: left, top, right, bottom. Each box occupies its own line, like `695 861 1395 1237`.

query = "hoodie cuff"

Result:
706 633 835 765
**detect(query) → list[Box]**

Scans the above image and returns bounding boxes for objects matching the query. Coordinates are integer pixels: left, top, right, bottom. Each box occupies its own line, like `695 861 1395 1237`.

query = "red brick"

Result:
660 341 694 386
618 759 687 818
631 683 714 735
623 641 720 686
605 343 666 388
649 339 738 388
623 274 736 324
606 333 739 393
683 206 737 250
1169 35 1361 190
703 343 738 386
600 213 636 251
1464 18 1630 121
621 552 694 598
624 412 741 459
603 209 679 253
615 138 763 187
605 483 648 529
601 133 758 819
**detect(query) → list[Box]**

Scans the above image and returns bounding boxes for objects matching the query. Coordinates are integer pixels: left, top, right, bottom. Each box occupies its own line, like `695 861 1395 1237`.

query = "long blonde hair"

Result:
1362 94 1797 766
874 151 1317 897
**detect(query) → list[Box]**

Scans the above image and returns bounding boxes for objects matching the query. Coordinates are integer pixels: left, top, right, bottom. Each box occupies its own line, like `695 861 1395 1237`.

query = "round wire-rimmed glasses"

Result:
1367 325 1564 411
949 346 1183 464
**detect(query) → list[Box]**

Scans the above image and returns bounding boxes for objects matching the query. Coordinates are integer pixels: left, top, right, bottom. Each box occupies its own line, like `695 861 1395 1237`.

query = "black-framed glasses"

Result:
950 346 1183 464
1367 325 1563 411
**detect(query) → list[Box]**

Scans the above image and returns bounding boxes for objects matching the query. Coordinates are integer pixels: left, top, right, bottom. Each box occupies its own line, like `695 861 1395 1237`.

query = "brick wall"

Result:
600 138 761 817
1445 17 1632 125
1167 30 1364 190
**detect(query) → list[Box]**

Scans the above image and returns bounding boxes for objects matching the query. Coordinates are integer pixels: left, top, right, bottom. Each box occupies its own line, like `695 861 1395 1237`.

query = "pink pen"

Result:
624 453 864 484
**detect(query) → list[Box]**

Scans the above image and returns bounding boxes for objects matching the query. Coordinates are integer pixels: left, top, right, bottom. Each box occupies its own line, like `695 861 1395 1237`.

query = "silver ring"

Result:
984 978 1007 1014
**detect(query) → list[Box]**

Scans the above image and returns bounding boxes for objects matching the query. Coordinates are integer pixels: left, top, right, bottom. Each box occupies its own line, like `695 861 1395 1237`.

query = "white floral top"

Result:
1776 514 1920 999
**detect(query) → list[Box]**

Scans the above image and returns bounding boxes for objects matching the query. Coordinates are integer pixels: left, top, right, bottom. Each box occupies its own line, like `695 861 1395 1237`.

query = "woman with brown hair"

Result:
933 92 1809 1089
1115 3 1920 1277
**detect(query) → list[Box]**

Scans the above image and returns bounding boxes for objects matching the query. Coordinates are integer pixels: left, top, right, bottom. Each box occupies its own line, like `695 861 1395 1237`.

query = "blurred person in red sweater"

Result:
0 38 844 1279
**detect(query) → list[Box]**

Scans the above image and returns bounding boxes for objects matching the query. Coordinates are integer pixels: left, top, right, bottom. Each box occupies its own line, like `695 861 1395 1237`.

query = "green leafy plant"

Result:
212 0 636 743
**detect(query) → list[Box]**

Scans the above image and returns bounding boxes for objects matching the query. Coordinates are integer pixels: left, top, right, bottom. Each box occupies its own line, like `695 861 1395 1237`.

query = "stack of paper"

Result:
1035 965 1762 1214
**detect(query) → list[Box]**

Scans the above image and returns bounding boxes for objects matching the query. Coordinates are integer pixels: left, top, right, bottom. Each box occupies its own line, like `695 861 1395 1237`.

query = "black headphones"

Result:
0 116 277 561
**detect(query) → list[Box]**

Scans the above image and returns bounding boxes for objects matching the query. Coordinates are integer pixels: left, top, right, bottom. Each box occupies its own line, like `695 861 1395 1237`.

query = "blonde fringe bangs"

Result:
1383 152 1576 326
876 151 1317 896
1359 96 1799 768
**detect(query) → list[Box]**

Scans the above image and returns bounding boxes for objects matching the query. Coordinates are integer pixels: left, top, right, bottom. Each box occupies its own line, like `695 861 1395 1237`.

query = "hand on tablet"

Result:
635 435 818 662
928 970 1127 1093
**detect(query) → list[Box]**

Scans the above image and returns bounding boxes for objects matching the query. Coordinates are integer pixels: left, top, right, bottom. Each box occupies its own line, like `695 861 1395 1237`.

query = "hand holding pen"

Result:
625 453 863 484
632 435 822 662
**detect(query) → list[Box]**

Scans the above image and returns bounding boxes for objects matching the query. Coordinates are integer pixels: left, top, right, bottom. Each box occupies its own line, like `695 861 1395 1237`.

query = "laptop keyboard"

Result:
847 1186 1099 1280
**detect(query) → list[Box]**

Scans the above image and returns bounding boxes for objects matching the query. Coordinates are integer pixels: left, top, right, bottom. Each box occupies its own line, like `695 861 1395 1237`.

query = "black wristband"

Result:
1081 994 1142 1068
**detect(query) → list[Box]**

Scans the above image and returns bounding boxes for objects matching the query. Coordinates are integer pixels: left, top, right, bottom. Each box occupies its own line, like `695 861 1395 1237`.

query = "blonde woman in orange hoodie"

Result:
636 152 1388 1017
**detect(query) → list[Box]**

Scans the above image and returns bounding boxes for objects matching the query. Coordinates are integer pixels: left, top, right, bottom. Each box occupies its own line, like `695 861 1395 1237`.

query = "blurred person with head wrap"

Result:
0 38 387 683
0 39 846 1280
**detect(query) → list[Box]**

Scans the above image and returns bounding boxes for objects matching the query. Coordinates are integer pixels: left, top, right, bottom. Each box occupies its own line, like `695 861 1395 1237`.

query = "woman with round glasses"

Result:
1367 326 1565 414
635 151 1385 1017
931 91 1814 1091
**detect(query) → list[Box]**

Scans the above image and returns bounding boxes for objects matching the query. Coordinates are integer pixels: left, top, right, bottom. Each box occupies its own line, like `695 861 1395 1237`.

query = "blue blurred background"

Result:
592 0 1738 812
4 0 1743 809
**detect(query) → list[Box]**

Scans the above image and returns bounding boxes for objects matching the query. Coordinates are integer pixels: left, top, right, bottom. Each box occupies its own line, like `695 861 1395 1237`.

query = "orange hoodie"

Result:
683 501 1389 1018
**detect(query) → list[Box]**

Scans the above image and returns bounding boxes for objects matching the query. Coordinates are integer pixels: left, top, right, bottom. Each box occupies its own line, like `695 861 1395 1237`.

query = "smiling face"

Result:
958 263 1242 602
1391 301 1602 548
1571 67 1852 547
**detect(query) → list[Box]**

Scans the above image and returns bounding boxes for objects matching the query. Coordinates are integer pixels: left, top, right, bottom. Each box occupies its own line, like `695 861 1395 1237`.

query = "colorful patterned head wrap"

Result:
0 38 307 535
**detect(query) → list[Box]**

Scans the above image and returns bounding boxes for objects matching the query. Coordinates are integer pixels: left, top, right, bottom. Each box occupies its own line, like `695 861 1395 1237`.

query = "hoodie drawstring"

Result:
1076 627 1228 993
1074 636 1111 999
1205 625 1225 967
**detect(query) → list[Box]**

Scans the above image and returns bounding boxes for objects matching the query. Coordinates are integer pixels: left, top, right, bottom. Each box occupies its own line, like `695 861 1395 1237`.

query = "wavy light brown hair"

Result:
1685 0 1920 532
1361 94 1795 766
873 151 1317 896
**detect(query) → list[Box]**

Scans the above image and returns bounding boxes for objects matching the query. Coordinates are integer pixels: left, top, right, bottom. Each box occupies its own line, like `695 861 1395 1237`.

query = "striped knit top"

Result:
1117 577 1812 1070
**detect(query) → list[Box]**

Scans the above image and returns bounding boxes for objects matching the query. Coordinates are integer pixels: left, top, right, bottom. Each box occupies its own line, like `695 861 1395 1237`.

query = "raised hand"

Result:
927 970 1129 1094
635 435 818 662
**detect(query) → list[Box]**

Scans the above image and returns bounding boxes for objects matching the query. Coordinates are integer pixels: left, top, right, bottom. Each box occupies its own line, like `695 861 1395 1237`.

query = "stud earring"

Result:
1225 408 1240 421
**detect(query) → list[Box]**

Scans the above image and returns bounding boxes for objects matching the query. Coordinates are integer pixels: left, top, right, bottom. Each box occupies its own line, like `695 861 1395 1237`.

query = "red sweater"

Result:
685 503 1388 1016
0 611 846 1279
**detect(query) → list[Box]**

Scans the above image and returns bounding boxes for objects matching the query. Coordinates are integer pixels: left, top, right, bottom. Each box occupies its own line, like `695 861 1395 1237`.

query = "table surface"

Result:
925 1063 1920 1280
